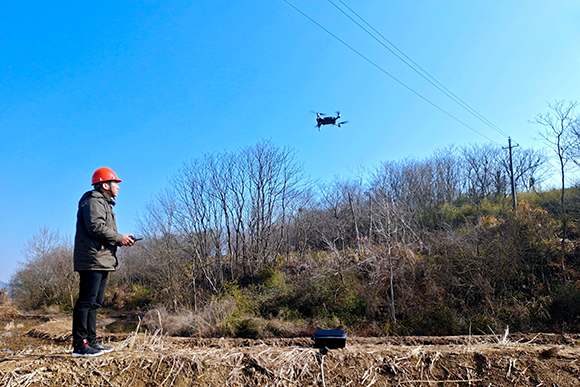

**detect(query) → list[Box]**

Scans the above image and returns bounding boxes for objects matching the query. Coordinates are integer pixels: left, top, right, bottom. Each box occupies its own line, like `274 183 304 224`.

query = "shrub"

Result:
550 283 580 331
105 283 153 310
10 229 76 311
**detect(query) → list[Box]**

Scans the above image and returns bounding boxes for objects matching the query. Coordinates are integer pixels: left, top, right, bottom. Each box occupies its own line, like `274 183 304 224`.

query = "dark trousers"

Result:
72 271 109 348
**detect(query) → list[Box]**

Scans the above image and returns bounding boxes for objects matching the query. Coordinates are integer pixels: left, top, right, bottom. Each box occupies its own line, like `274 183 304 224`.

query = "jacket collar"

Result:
90 189 116 206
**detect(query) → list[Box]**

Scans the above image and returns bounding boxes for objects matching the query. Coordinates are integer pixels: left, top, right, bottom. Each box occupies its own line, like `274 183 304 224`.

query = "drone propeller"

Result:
310 111 326 116
338 121 348 125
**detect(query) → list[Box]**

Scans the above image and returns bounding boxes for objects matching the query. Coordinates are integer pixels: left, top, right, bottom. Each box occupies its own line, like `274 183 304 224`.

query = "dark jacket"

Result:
73 190 123 272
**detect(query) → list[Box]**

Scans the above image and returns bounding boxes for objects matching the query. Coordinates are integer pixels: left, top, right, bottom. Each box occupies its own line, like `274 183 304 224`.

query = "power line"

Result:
282 0 503 146
329 0 511 139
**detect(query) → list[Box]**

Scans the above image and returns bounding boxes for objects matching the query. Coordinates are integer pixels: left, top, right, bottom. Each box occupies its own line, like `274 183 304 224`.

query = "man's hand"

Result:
121 234 136 246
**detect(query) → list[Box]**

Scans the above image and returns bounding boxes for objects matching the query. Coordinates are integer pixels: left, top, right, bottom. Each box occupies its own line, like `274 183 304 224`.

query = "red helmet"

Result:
92 167 122 185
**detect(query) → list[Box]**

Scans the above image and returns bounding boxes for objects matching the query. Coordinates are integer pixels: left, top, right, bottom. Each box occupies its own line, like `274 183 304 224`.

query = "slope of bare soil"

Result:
1 310 580 386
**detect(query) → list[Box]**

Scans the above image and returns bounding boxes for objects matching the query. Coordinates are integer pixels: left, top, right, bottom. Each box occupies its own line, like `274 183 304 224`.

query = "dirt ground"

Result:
1 306 580 386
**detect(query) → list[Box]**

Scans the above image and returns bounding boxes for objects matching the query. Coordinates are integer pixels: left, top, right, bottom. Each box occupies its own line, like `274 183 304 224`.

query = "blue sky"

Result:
1 1 579 282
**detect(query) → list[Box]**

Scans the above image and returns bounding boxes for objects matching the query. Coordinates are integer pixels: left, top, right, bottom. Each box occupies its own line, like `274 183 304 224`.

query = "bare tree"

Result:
534 100 579 277
561 101 580 169
430 146 463 205
371 147 462 215
11 228 75 309
366 188 420 327
21 227 62 261
243 142 306 268
132 192 196 309
371 159 428 211
507 147 550 191
175 158 226 293
315 178 369 252
137 141 308 300
462 144 507 204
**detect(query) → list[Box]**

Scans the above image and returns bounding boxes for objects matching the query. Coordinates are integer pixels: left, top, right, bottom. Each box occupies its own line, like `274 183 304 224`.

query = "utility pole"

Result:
505 138 518 209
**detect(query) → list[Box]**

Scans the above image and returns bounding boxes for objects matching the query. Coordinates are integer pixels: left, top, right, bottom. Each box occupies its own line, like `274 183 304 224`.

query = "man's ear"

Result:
101 182 111 191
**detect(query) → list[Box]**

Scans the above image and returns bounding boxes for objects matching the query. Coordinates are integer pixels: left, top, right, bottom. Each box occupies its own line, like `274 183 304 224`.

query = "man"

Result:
72 167 135 357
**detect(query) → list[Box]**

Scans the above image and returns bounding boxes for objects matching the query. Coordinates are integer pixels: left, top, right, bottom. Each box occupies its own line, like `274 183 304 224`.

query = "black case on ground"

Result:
312 329 346 349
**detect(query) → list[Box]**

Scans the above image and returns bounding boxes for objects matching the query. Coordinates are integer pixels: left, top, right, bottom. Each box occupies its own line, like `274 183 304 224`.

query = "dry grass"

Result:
1 330 324 387
3 330 580 386
2 315 580 386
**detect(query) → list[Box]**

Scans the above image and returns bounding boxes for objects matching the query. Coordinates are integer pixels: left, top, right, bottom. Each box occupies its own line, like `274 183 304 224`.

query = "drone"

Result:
314 111 348 131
